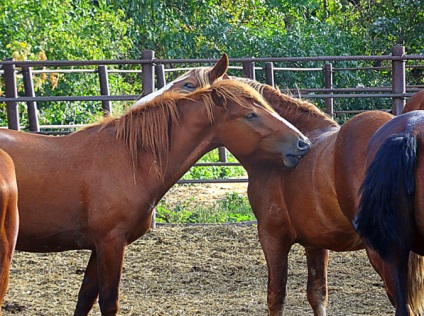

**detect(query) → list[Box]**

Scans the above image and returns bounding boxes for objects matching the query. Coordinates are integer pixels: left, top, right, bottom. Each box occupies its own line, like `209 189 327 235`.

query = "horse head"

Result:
132 53 229 108
206 80 311 167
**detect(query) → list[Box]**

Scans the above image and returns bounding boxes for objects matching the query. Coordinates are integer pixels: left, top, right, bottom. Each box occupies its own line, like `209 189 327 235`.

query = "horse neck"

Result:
142 102 219 190
262 86 339 138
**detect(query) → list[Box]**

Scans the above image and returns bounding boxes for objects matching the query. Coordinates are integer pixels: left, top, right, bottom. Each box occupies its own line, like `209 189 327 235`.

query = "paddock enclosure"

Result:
2 45 424 133
2 46 423 183
0 47 424 315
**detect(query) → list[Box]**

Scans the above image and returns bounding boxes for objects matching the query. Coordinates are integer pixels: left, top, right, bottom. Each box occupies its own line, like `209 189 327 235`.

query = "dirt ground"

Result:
2 184 394 315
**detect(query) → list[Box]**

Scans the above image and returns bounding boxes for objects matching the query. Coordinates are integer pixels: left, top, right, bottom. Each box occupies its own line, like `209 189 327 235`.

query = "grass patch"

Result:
181 149 246 180
157 149 251 224
156 192 254 224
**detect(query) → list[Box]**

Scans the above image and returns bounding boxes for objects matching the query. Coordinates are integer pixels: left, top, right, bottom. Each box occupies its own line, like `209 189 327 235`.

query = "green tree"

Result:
0 0 133 60
1 0 423 127
0 0 134 126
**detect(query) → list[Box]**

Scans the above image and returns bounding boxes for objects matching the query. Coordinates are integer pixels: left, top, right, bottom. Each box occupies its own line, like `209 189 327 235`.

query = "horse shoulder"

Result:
334 111 392 221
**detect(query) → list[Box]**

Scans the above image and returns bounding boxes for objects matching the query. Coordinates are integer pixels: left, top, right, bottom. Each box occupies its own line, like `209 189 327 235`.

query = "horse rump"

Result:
354 133 417 260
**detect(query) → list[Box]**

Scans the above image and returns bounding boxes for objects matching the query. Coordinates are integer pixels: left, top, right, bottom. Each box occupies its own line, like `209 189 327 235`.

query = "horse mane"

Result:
174 66 218 90
185 67 215 87
88 79 266 180
232 76 339 131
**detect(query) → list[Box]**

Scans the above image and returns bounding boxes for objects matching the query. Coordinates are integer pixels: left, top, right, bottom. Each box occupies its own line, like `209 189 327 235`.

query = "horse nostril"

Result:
297 139 311 152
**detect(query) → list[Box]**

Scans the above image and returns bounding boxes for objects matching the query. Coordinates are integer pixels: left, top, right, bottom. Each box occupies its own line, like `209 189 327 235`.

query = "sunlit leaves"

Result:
0 0 133 60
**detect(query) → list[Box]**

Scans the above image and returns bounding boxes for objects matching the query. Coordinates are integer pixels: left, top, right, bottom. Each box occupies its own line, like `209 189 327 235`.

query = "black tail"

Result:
354 133 417 260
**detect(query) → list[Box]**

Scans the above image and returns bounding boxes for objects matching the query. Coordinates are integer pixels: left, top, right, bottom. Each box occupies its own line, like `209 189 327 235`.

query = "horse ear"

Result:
211 88 226 107
209 53 229 83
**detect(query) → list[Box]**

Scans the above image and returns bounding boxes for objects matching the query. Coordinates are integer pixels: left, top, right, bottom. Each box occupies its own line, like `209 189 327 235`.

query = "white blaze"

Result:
131 75 190 109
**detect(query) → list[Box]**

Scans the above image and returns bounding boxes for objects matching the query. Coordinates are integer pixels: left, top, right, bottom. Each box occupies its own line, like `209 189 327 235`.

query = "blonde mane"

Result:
92 80 268 179
188 67 216 87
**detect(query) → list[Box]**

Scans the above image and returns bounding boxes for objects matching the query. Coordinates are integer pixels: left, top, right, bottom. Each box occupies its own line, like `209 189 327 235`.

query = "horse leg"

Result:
0 200 18 308
74 252 100 316
406 252 424 315
365 247 412 316
365 248 395 305
257 224 293 316
95 239 126 316
305 247 329 316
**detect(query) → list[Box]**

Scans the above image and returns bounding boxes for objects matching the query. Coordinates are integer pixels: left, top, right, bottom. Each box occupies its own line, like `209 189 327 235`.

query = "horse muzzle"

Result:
283 138 311 167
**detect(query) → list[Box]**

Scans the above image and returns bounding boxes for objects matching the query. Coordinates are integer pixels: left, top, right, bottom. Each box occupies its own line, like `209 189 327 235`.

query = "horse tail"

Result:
354 132 417 260
408 252 424 315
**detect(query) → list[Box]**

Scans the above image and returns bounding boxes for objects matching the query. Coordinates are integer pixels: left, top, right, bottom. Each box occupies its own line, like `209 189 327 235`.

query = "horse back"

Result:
334 110 393 222
403 90 424 114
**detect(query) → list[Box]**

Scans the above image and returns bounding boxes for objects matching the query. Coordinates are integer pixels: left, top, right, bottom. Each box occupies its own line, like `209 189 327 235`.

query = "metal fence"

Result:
1 46 424 183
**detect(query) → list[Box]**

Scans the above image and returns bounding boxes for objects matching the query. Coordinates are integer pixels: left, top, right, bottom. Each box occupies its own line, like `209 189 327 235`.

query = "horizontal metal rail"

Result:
1 46 423 184
2 53 424 68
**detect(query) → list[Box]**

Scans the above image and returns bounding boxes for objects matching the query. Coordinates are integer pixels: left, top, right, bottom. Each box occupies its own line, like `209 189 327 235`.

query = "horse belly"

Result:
288 195 363 251
16 195 88 252
14 171 89 251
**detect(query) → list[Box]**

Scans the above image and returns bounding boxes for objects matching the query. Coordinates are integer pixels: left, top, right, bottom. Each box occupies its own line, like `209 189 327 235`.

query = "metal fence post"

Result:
98 65 112 116
324 63 334 117
242 57 255 80
3 60 20 130
146 50 156 229
141 50 155 97
218 147 227 162
391 45 406 115
155 64 166 89
265 62 274 87
22 66 40 132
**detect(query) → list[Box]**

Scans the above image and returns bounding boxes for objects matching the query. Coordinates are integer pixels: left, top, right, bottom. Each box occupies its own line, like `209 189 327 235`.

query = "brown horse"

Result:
354 110 424 316
238 79 424 316
403 89 424 113
0 80 310 316
0 149 18 313
142 59 424 315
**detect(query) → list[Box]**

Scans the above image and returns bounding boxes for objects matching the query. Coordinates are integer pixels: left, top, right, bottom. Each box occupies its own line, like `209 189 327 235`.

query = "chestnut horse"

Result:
0 149 18 313
140 57 424 315
354 110 424 316
0 80 310 315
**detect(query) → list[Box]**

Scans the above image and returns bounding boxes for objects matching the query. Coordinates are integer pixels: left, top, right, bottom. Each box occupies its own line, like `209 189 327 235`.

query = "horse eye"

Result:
245 112 258 120
183 82 196 90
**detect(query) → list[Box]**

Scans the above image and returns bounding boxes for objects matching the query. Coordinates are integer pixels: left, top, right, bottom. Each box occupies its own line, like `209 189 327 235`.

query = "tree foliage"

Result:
0 0 132 60
0 0 423 127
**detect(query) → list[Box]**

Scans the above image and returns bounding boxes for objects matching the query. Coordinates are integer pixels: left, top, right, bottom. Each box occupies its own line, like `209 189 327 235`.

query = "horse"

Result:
354 110 424 315
403 89 424 113
139 58 424 315
0 149 18 313
0 79 310 316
